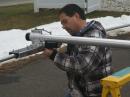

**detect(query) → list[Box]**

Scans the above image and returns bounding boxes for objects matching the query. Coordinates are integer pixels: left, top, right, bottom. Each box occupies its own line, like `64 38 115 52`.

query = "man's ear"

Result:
74 13 80 19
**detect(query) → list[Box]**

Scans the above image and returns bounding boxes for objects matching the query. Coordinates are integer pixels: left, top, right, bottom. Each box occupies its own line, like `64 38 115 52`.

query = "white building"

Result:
34 0 130 13
34 0 100 13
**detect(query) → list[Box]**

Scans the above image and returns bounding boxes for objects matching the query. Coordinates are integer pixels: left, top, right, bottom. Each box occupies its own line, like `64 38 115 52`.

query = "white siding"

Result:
34 0 100 13
87 0 100 13
34 0 84 12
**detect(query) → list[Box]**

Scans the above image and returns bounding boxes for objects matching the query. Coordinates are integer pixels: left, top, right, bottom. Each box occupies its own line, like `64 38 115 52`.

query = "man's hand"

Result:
43 43 67 59
43 48 54 58
57 43 67 53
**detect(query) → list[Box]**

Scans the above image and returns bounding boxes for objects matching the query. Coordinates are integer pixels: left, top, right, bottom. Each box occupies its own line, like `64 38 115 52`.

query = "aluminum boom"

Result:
28 34 130 48
1 24 130 63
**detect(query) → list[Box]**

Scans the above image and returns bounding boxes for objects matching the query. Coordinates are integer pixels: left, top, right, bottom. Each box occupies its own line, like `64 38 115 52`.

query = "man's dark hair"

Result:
59 4 85 20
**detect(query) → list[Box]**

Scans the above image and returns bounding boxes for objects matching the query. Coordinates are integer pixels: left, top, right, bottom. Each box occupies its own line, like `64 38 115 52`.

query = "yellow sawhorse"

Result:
101 67 130 97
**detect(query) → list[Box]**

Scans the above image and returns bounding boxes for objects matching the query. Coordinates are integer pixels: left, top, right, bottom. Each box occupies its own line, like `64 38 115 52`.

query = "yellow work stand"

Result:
101 67 130 97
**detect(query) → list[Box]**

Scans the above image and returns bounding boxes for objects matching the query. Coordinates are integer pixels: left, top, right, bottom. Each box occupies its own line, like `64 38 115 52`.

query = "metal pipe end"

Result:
25 33 30 41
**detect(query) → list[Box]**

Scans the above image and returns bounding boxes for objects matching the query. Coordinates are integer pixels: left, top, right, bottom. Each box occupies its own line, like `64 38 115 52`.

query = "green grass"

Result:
0 3 130 31
0 4 59 30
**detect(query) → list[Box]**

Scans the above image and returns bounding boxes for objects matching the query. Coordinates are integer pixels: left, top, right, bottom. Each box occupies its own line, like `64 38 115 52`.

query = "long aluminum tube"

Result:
29 34 130 48
1 24 130 63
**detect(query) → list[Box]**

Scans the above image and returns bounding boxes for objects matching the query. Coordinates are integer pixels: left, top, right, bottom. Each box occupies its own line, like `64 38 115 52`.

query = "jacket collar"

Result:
74 20 96 36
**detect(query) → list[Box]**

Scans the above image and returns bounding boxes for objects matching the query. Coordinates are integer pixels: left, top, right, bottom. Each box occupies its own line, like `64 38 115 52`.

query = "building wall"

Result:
101 0 130 12
34 0 100 13
34 0 84 12
34 0 130 12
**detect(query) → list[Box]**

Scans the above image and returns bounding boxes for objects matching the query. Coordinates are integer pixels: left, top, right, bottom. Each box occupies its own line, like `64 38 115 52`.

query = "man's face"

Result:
59 12 79 35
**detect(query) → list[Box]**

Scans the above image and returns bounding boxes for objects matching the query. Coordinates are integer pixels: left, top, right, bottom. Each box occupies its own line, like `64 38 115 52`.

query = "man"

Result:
44 4 112 97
